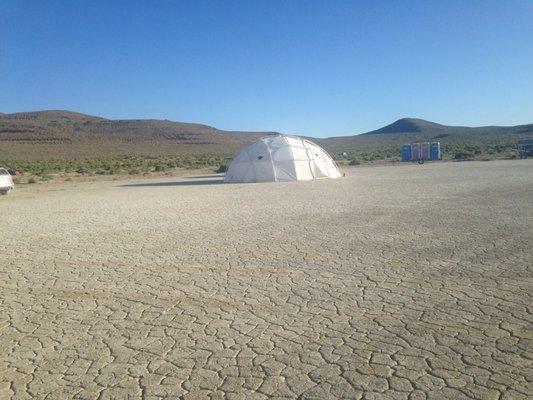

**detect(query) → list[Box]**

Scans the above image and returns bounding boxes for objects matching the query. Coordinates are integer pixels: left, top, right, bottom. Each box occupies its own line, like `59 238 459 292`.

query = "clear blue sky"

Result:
1 1 532 137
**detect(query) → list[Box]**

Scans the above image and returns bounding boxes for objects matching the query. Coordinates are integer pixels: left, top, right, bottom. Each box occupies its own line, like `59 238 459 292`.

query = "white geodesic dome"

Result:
224 135 342 183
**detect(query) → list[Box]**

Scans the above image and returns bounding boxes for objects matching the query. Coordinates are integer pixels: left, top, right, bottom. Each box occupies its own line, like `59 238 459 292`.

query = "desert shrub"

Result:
216 164 228 173
454 151 474 160
0 154 230 176
76 166 89 174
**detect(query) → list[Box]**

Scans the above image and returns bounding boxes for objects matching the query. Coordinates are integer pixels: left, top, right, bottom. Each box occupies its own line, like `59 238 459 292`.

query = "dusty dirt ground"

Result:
1 160 531 400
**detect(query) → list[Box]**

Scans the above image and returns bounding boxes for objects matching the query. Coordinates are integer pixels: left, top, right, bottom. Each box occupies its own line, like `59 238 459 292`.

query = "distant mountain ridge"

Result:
0 110 275 137
1 110 532 159
0 110 279 159
0 110 106 122
363 118 448 134
320 117 533 150
360 117 533 136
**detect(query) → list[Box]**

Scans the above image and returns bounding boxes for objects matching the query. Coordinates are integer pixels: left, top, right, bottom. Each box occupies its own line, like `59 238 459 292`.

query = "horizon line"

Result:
1 108 532 139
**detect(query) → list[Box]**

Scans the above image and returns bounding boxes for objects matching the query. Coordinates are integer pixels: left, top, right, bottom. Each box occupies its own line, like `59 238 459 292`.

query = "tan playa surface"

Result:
1 160 532 399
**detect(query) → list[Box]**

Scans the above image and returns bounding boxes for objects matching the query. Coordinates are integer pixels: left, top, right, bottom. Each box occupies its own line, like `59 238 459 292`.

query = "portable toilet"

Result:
401 144 412 161
411 143 420 161
430 142 441 160
420 142 430 160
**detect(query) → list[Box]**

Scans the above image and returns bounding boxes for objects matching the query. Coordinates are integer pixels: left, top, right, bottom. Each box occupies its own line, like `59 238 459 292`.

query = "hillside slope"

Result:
1 111 532 162
363 118 449 134
0 110 277 159
320 118 533 151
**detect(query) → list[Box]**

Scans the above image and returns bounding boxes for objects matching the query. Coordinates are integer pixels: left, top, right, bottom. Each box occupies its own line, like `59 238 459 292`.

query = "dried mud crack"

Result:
0 160 531 399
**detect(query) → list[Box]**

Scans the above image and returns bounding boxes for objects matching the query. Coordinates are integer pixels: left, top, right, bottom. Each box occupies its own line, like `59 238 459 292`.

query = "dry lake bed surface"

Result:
0 160 531 400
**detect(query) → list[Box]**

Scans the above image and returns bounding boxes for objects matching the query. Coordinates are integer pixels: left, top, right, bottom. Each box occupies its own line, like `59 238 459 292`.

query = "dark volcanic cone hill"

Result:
319 118 533 151
363 118 448 134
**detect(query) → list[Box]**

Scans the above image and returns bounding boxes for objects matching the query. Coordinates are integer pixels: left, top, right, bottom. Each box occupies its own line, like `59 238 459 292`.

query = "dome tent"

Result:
224 135 342 183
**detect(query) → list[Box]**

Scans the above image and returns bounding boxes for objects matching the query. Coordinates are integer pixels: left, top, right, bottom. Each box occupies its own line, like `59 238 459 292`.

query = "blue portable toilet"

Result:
430 142 441 160
401 144 412 161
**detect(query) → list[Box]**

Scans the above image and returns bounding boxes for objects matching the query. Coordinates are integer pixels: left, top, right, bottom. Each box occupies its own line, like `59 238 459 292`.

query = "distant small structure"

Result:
420 142 430 160
430 142 441 160
411 143 420 161
517 138 533 158
224 135 342 183
402 142 441 162
401 143 411 161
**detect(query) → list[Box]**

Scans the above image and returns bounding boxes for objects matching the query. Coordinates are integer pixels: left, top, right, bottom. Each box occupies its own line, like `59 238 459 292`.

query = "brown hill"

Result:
1 111 531 161
0 110 277 159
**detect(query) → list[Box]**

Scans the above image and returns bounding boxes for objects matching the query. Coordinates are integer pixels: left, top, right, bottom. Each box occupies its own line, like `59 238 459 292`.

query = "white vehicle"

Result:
0 168 14 195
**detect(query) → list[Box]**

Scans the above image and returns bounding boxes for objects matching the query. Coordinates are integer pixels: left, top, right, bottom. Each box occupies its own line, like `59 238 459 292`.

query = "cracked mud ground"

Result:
1 160 531 400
